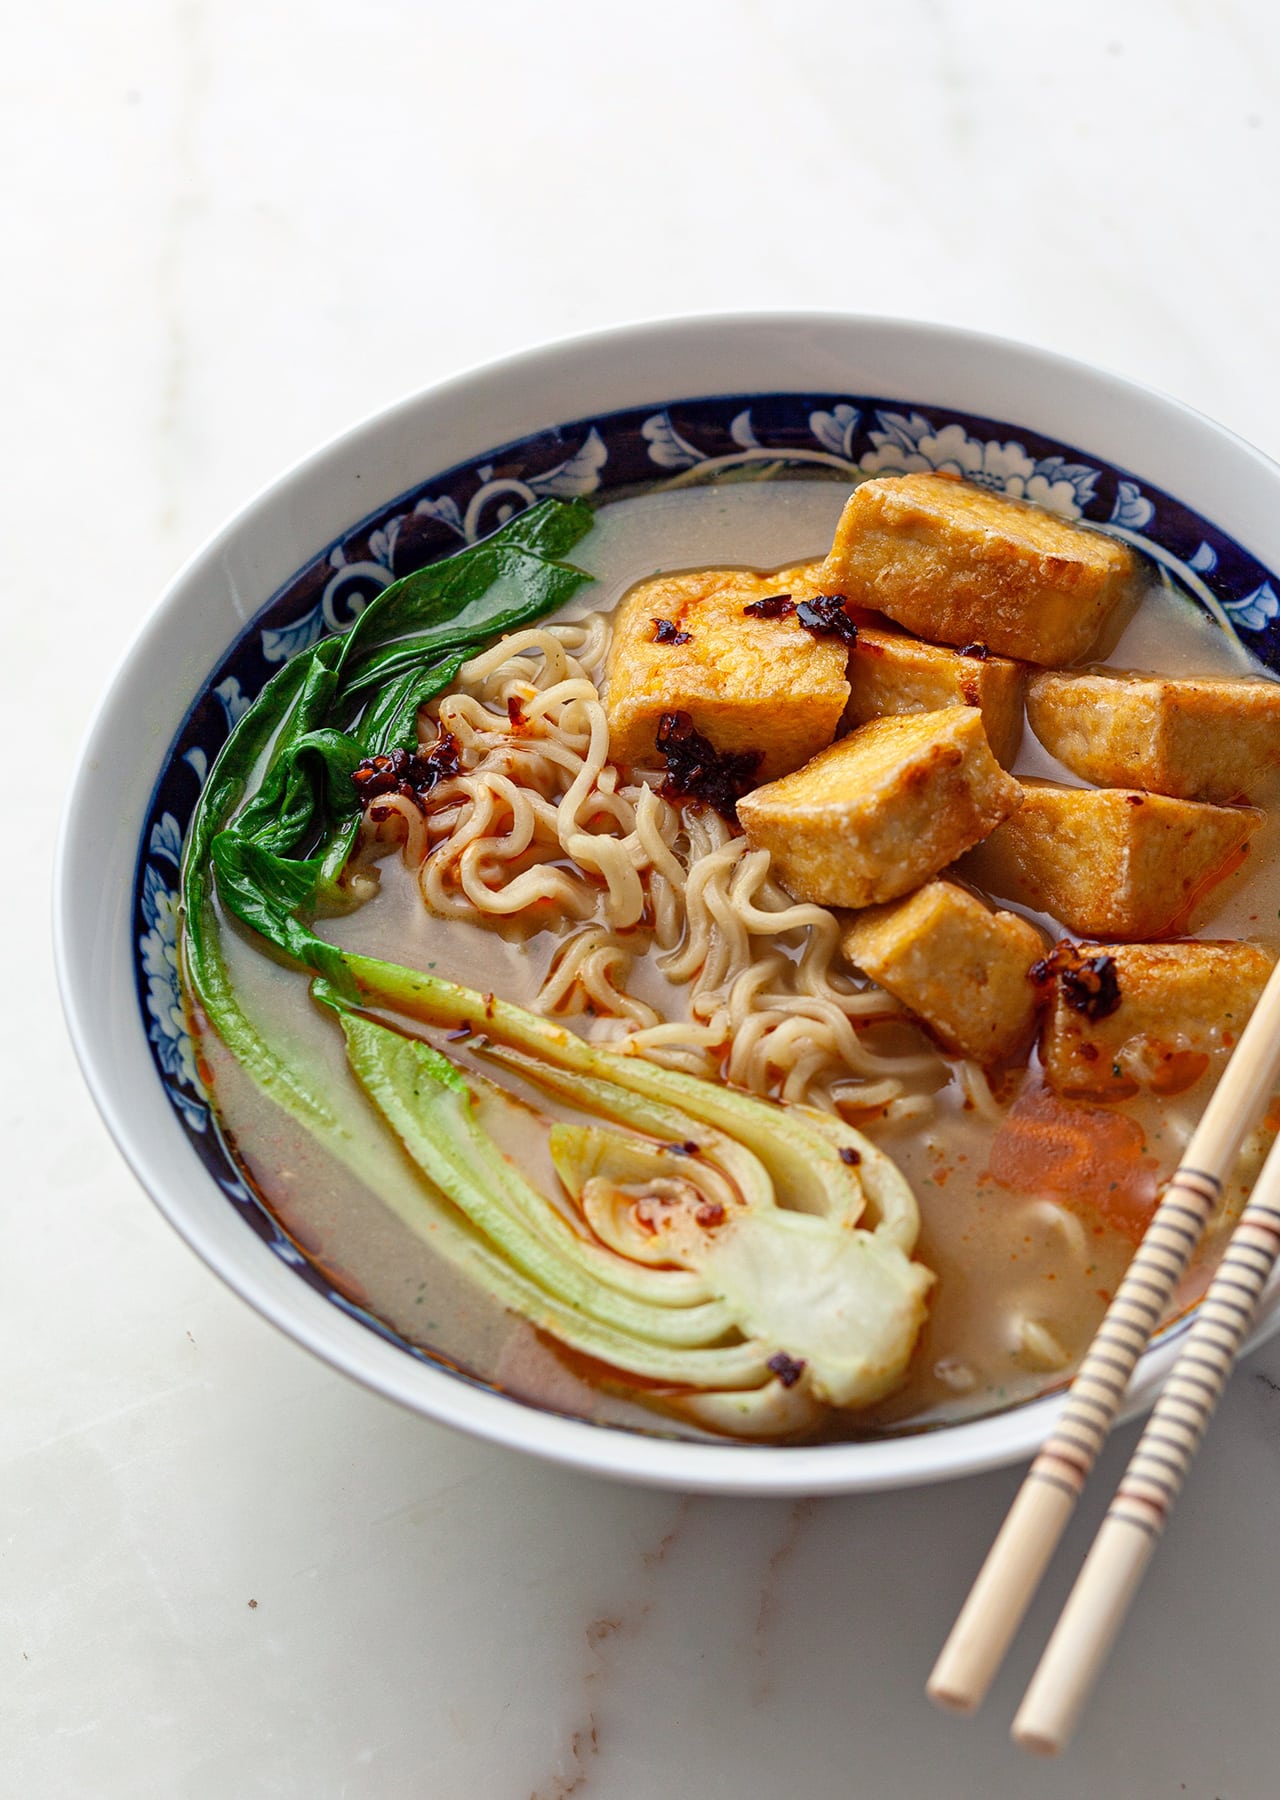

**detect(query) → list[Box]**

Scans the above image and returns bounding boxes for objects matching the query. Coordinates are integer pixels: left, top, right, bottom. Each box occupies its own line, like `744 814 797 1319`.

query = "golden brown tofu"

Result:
822 473 1138 665
604 562 849 781
737 708 1022 909
843 880 1049 1062
1038 939 1275 1098
1026 666 1280 802
959 780 1261 939
845 621 1025 766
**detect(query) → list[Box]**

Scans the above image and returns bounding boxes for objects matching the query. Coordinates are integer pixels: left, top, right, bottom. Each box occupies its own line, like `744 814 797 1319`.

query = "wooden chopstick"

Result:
927 953 1280 1720
1011 1123 1280 1752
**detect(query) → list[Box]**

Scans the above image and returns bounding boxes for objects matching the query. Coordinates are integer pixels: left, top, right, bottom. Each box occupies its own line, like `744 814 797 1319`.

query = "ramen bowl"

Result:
54 314 1280 1494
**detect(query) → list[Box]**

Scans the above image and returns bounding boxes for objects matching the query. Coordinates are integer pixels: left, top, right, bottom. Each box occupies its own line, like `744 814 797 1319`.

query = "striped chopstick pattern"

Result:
1028 1167 1223 1502
930 957 1280 1732
1010 1132 1280 1755
1109 1184 1280 1536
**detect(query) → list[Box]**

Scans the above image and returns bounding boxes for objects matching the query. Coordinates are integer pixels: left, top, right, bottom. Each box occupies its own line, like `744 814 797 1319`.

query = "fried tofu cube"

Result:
604 561 849 782
1038 940 1275 1098
737 708 1022 908
845 622 1025 766
959 780 1261 939
822 473 1138 665
1026 666 1280 802
843 880 1049 1062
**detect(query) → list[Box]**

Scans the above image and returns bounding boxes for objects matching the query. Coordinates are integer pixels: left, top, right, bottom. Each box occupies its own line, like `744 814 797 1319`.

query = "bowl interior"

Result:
57 317 1280 1494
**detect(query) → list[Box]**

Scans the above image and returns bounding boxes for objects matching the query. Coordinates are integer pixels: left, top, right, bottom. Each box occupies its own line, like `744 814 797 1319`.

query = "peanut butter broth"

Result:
193 481 1280 1441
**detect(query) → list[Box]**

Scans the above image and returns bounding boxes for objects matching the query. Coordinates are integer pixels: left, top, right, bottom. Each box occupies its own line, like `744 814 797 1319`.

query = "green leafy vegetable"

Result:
181 498 596 1020
352 650 468 758
179 647 343 1128
336 496 597 692
177 493 933 1437
231 636 346 852
316 985 931 1422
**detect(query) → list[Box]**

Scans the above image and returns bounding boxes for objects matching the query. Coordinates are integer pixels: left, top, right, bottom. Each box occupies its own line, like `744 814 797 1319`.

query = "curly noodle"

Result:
349 613 948 1112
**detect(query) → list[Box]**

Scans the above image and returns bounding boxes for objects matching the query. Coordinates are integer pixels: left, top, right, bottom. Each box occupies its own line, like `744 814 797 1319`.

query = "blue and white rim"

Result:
132 390 1280 1438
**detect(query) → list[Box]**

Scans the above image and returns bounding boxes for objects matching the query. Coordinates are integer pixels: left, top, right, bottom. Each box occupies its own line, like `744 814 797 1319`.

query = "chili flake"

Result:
795 594 858 643
655 711 761 820
1030 941 1123 1022
351 731 463 810
743 593 796 619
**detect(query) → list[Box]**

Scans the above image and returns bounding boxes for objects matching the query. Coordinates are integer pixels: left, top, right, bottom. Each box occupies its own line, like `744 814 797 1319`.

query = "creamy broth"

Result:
193 480 1280 1441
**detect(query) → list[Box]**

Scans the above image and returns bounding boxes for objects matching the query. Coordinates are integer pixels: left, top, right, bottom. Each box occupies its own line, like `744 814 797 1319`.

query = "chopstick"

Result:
1011 1123 1280 1753
927 953 1280 1721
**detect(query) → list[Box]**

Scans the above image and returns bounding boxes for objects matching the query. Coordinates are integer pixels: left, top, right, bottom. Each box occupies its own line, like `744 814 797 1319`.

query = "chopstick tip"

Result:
1011 1719 1064 1758
924 1675 979 1716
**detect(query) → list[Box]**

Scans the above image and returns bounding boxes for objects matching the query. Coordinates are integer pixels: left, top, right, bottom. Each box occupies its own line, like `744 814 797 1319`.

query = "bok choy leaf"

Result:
181 498 596 1028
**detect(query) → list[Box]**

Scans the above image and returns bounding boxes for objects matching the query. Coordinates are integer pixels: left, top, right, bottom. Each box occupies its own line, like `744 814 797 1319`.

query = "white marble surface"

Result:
11 2 1280 1793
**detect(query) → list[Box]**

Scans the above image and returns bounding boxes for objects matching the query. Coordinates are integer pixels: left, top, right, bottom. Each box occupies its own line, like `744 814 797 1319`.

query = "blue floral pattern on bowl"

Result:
132 391 1280 1420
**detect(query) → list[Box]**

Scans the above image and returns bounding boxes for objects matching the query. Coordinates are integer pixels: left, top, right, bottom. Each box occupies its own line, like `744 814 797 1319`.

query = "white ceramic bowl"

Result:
55 314 1280 1495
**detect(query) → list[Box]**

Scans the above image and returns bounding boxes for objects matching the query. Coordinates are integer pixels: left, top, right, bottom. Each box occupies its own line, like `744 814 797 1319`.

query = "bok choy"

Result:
179 498 933 1437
